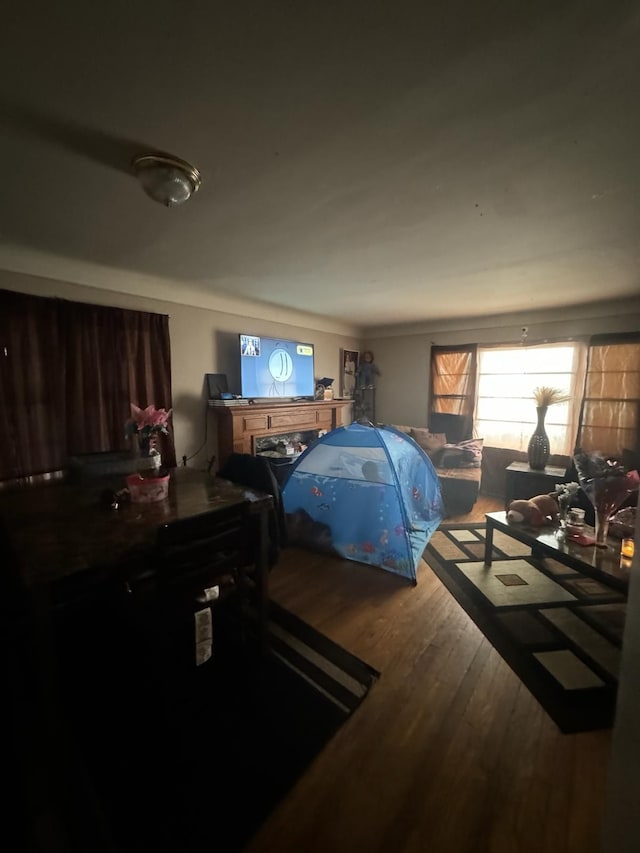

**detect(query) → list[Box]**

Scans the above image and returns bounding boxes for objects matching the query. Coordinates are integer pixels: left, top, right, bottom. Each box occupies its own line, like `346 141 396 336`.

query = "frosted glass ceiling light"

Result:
131 153 202 207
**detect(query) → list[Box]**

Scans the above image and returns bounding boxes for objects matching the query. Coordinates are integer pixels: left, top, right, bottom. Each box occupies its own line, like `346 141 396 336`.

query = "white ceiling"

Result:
1 1 639 328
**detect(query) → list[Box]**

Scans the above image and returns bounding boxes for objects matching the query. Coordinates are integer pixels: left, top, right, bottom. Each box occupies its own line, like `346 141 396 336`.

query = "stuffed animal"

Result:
356 350 381 389
507 493 559 526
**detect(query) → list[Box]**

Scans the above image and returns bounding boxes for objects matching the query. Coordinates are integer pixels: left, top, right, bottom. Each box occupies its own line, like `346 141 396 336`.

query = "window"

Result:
431 337 638 460
578 335 640 455
474 343 587 455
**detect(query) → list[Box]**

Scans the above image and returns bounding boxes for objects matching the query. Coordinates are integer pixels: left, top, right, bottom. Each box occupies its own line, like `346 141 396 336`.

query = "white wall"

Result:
0 269 361 468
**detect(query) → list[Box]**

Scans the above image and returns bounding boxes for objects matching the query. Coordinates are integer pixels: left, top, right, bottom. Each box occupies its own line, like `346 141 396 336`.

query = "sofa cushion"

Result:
410 428 447 455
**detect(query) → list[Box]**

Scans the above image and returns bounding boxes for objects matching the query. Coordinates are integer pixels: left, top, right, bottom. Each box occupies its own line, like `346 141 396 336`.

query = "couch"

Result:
387 413 482 517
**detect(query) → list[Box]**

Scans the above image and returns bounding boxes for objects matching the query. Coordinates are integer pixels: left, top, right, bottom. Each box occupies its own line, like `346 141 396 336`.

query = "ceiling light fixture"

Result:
131 153 202 207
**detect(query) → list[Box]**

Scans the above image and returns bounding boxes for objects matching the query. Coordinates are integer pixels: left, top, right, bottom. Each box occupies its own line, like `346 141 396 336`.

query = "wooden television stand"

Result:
209 399 352 467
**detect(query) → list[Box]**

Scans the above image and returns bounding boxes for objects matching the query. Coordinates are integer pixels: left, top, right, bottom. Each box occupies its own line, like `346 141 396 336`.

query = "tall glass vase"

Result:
557 491 571 529
573 451 639 550
527 406 550 471
594 506 612 548
590 476 634 548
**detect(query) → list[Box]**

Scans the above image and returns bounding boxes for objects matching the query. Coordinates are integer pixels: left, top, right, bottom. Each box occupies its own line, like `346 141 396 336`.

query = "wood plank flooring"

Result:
246 497 612 853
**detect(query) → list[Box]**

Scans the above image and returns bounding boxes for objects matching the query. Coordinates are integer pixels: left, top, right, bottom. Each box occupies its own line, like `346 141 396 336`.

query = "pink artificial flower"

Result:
129 403 172 432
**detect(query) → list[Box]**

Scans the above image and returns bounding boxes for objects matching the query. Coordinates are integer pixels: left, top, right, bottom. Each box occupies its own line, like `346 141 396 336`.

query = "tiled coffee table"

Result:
484 511 629 592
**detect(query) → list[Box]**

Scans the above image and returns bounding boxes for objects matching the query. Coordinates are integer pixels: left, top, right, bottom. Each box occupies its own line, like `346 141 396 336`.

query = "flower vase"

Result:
136 435 161 475
557 492 571 529
589 476 635 549
527 406 550 471
594 508 612 548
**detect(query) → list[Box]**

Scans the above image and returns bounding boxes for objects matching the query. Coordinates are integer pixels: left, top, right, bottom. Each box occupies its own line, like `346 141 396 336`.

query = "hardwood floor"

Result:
246 496 612 853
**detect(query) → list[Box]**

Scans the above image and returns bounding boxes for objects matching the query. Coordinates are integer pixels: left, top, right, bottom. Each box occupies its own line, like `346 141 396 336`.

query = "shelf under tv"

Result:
209 399 352 467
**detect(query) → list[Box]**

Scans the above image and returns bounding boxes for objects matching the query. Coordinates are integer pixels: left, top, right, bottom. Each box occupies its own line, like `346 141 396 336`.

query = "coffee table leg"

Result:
484 520 494 567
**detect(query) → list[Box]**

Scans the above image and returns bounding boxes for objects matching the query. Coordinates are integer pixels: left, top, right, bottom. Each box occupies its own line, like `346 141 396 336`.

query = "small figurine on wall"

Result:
356 350 380 389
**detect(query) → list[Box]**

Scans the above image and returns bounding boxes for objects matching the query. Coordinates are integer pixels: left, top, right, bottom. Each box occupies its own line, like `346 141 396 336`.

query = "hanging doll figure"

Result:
356 350 380 388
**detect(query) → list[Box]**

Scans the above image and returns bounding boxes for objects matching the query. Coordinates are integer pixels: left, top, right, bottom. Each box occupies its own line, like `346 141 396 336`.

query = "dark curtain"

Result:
0 290 67 479
0 289 175 482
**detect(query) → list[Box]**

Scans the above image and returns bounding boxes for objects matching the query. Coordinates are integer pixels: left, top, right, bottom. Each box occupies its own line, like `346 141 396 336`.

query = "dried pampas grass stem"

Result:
533 386 571 407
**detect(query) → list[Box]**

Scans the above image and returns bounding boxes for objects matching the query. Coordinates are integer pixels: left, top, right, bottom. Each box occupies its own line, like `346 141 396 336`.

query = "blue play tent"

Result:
282 422 443 582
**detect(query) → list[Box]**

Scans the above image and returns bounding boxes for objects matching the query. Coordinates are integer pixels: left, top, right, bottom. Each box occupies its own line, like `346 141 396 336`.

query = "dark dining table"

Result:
2 463 275 681
2 466 275 852
1 465 273 593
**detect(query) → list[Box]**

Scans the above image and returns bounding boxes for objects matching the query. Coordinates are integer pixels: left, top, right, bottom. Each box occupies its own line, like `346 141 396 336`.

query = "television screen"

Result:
239 334 315 399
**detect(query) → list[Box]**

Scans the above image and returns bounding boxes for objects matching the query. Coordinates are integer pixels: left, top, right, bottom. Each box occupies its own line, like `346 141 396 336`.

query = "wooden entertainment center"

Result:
209 399 352 466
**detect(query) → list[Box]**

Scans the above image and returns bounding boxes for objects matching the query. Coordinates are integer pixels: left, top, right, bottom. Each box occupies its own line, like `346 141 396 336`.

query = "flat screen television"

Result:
239 333 315 400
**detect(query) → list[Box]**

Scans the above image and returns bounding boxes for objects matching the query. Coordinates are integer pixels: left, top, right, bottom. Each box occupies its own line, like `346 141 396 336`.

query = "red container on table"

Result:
126 472 170 503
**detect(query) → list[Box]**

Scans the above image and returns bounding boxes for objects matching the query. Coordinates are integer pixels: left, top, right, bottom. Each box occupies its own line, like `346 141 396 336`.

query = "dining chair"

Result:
217 452 288 565
127 503 258 679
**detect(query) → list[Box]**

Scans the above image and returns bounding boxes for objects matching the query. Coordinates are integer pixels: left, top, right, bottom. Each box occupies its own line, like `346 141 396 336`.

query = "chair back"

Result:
127 503 256 675
218 453 287 562
155 504 249 599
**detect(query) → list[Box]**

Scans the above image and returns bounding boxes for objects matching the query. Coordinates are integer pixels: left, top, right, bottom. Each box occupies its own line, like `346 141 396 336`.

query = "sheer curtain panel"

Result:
577 334 640 456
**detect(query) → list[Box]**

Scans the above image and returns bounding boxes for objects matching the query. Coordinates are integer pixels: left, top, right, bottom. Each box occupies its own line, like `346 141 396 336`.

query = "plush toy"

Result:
356 350 381 389
507 493 559 526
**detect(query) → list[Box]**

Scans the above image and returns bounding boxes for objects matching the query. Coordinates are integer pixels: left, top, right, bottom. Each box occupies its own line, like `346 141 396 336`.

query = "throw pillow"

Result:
411 428 447 455
390 424 413 435
439 438 484 468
